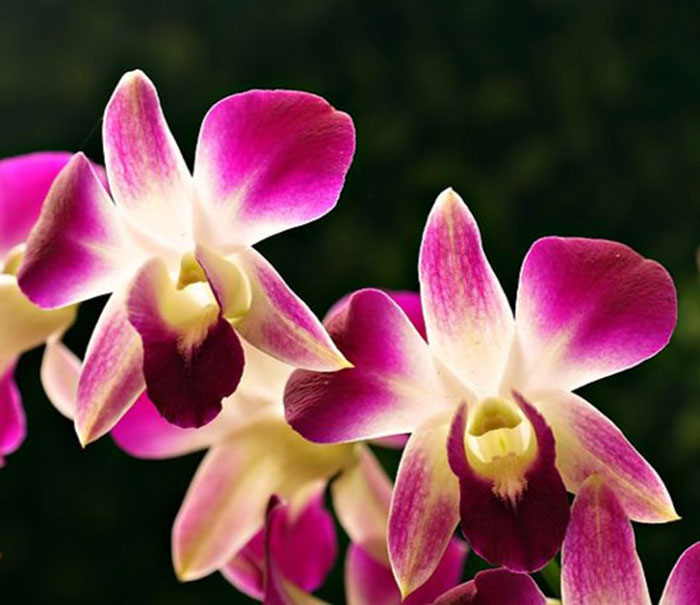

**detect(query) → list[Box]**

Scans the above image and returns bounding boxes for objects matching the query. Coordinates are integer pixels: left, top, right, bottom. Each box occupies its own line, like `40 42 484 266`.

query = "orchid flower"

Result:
284 188 678 594
561 475 700 605
17 69 355 443
0 152 94 464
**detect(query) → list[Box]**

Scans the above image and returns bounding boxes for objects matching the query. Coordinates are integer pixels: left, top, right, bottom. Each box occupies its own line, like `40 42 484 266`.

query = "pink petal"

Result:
419 189 514 398
533 389 677 522
284 289 445 443
0 151 72 257
103 70 193 247
75 292 145 445
40 339 80 419
447 395 569 572
18 153 136 309
234 248 349 372
514 236 677 391
126 257 244 428
0 362 25 464
193 89 355 250
561 475 651 605
660 543 700 605
221 529 266 600
388 416 461 597
434 569 547 605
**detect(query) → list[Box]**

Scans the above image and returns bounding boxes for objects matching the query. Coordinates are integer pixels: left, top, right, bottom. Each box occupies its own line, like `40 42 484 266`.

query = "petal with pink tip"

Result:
0 151 72 257
561 475 651 605
18 153 137 308
285 289 445 444
419 189 514 398
388 415 460 597
172 416 352 581
103 70 193 246
0 362 25 464
434 569 547 605
514 237 676 392
126 257 244 428
660 543 700 605
234 248 349 372
76 292 145 445
448 395 569 572
41 339 80 419
193 89 355 250
533 389 677 523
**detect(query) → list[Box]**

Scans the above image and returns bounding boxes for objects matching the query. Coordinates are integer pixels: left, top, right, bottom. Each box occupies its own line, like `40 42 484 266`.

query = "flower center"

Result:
2 245 25 276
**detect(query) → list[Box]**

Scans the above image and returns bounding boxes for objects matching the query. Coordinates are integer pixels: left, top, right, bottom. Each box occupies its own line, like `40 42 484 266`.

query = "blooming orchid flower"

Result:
0 152 95 464
284 188 678 594
561 475 700 605
18 69 355 443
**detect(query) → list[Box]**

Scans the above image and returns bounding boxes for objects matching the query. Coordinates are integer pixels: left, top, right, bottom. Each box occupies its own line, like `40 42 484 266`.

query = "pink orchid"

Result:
0 152 94 464
18 69 355 443
285 188 678 594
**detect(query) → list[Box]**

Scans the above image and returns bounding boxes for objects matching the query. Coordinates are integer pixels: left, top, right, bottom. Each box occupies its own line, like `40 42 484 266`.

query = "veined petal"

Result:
76 291 145 445
532 389 677 523
561 475 651 605
234 248 349 371
388 415 460 597
193 89 355 250
660 543 700 605
0 151 72 257
447 395 569 572
419 189 514 398
18 153 137 308
0 362 25 464
434 568 547 605
103 70 193 247
285 289 446 443
514 237 676 392
41 339 80 419
172 416 352 581
126 257 244 428
0 275 76 365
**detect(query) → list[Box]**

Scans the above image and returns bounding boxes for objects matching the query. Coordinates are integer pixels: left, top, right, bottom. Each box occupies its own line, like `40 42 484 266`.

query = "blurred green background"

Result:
1 1 699 603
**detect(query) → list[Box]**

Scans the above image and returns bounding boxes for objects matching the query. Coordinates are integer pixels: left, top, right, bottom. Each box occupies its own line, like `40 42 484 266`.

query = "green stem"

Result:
540 558 561 598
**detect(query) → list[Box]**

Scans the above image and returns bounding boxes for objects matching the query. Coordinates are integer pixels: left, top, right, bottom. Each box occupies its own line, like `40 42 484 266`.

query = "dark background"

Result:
1 1 699 603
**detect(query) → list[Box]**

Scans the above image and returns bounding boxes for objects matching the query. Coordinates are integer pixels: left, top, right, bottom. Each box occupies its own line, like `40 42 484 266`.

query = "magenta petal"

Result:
127 259 244 428
0 151 72 257
561 475 651 605
448 395 569 572
434 569 547 605
194 89 355 249
0 363 25 464
515 236 677 391
660 543 700 605
18 153 135 309
284 289 443 443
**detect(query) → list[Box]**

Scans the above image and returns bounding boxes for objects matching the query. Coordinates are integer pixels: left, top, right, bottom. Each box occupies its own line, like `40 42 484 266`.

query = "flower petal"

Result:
0 151 72 257
660 543 700 605
0 362 25 464
514 237 677 392
103 70 193 247
234 248 349 372
419 188 514 398
172 416 352 580
75 292 145 445
561 475 651 605
532 389 677 523
447 395 569 572
434 569 547 605
41 339 80 419
285 289 446 443
388 415 460 597
18 153 137 308
193 89 355 249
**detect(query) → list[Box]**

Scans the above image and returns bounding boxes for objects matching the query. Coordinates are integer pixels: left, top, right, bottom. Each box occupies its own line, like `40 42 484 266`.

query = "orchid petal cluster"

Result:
1 69 693 605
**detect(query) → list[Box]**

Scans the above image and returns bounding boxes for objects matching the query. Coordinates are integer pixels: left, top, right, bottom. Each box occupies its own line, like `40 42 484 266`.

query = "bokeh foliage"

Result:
1 1 698 602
